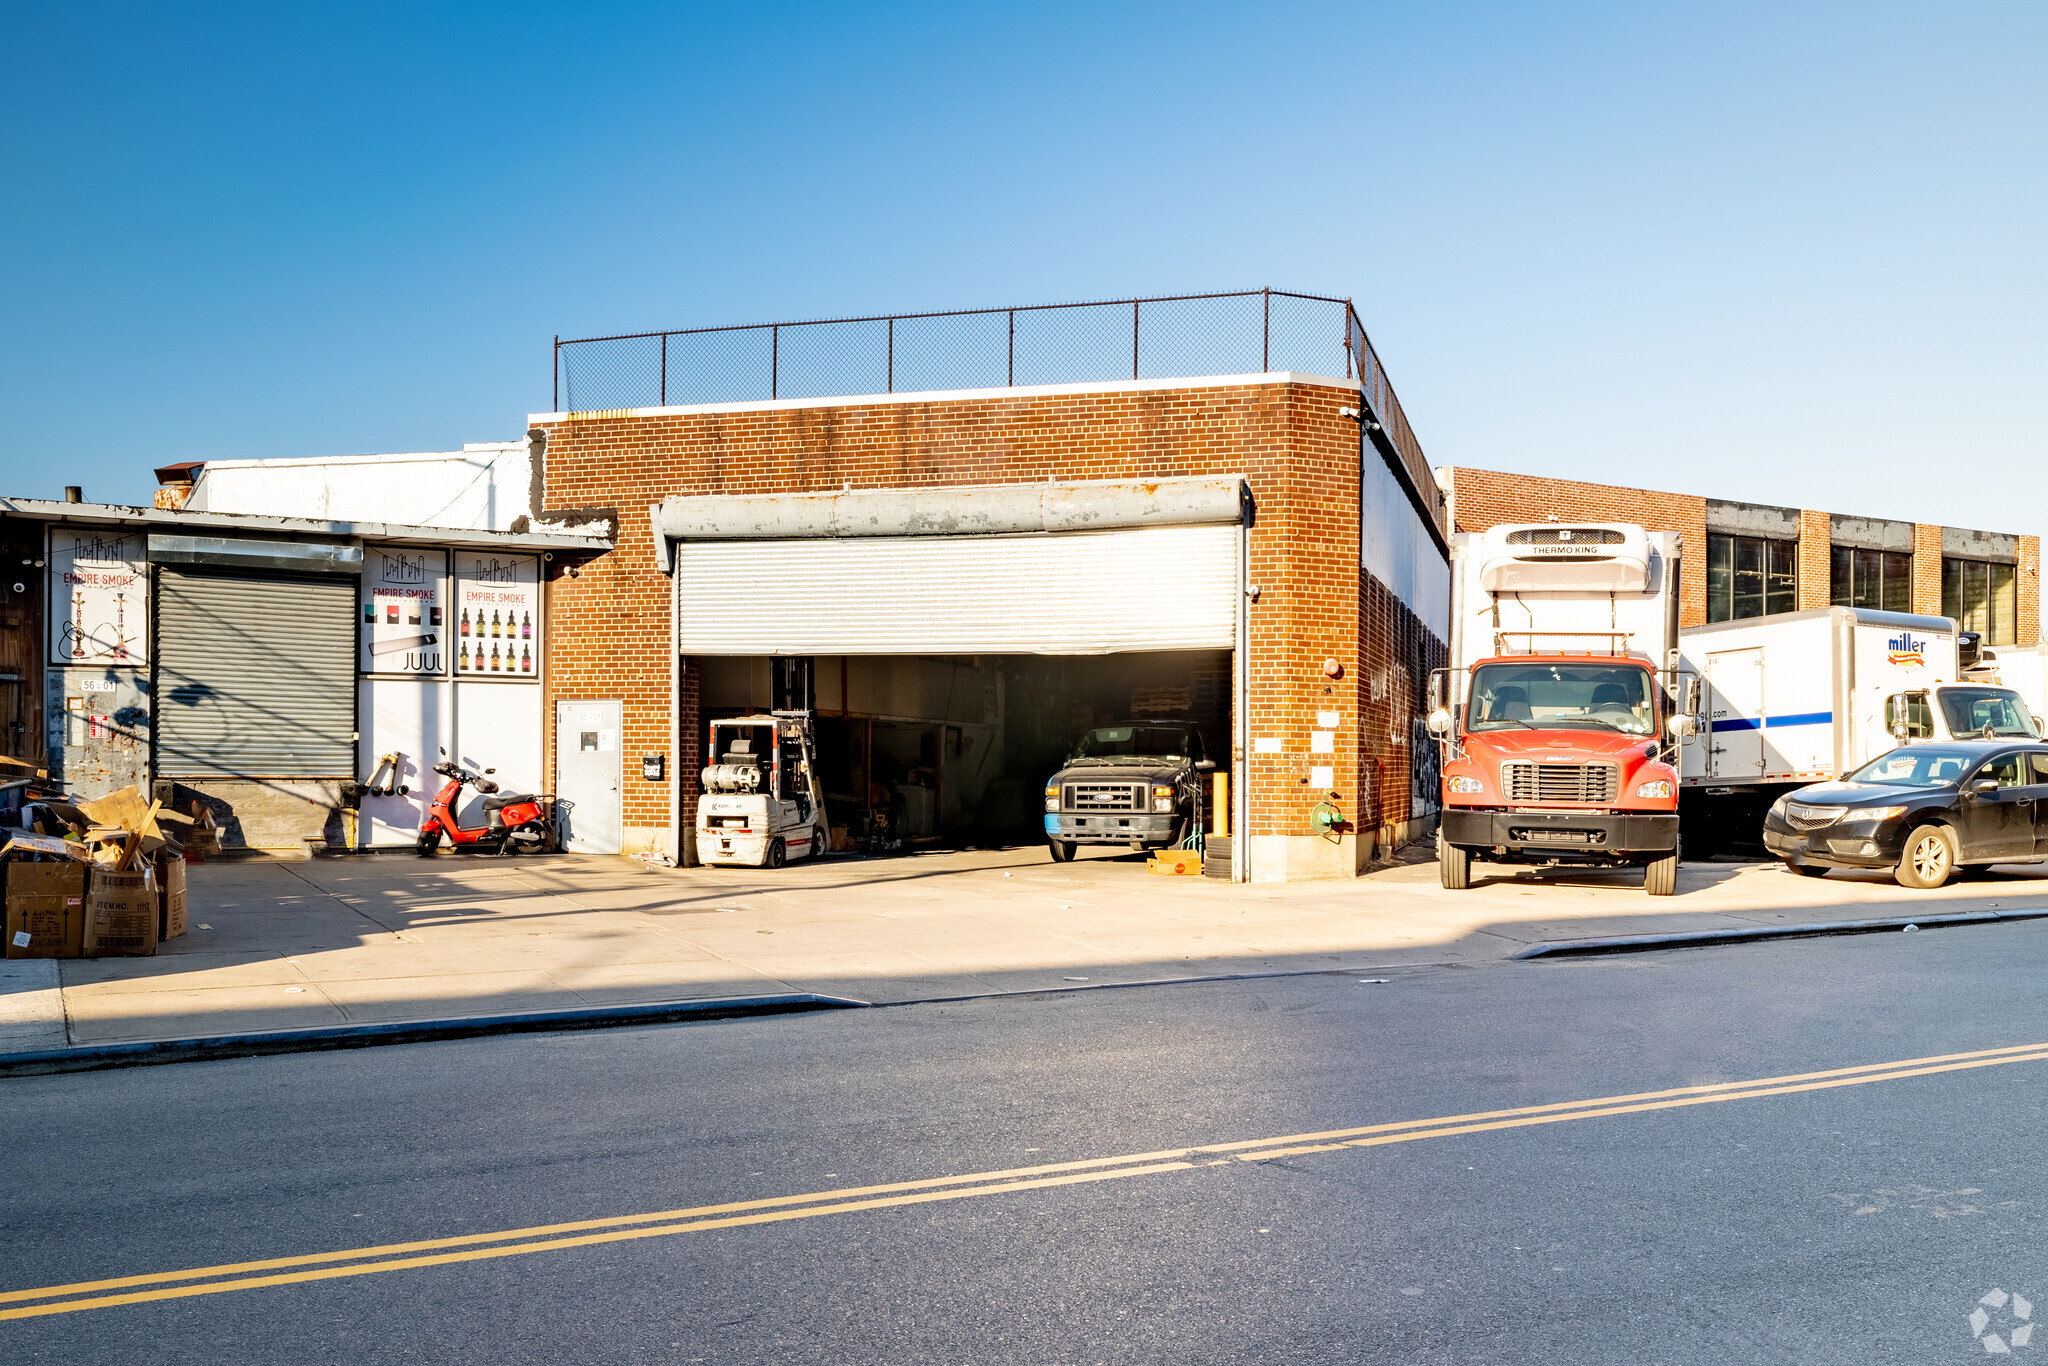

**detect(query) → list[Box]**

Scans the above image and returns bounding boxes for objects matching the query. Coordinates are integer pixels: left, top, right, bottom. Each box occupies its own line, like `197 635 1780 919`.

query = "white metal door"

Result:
1707 648 1765 777
555 700 622 854
674 525 1237 655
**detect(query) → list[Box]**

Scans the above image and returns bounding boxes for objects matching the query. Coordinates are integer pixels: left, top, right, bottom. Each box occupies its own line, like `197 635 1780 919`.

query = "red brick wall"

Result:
1359 571 1448 847
2021 536 2040 648
1444 468 1710 626
1911 523 1944 616
1798 510 1834 610
533 379 1446 859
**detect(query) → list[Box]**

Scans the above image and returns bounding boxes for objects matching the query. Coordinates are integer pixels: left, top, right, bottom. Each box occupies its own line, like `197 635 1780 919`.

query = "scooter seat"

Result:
482 793 536 811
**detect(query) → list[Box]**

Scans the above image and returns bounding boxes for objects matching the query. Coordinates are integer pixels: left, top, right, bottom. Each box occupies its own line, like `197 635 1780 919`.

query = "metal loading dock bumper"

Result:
1440 810 1680 854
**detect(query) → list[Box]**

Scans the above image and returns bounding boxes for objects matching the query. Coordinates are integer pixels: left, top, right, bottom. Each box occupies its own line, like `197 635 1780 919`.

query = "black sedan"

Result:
1762 740 2048 889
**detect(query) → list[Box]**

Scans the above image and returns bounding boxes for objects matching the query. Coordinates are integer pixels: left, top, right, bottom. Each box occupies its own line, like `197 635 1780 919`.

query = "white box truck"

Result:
1429 523 1697 895
1677 607 2041 851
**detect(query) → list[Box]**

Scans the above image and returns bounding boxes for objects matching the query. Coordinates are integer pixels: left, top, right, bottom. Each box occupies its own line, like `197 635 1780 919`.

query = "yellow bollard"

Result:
1212 770 1229 838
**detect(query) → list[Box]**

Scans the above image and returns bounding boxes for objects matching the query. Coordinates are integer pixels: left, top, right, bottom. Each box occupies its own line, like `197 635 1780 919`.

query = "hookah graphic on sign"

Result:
52 534 145 666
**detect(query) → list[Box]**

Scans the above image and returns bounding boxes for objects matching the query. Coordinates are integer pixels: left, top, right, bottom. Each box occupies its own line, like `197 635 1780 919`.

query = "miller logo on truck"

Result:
1887 632 1927 668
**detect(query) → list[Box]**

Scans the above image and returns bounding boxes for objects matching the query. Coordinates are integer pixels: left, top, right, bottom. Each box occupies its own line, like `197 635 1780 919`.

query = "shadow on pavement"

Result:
30 844 2048 1050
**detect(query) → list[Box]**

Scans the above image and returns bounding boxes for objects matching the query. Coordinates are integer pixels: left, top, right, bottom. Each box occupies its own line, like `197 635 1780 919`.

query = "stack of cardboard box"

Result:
5 786 193 959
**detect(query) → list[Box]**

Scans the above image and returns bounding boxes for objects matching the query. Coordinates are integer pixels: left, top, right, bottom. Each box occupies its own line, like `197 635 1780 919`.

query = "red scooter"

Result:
417 752 556 856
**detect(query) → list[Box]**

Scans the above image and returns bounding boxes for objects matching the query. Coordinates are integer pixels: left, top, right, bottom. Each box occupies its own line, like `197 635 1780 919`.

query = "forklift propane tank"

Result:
701 763 762 793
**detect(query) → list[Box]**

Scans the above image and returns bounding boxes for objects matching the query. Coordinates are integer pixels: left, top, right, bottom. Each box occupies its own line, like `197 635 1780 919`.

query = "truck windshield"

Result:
1467 664 1656 735
1937 688 2038 739
1847 746 1977 787
1075 725 1192 759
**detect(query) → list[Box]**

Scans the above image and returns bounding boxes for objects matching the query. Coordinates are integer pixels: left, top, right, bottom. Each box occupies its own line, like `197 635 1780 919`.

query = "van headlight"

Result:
1044 785 1060 813
1636 780 1673 799
1153 785 1175 813
1448 776 1484 794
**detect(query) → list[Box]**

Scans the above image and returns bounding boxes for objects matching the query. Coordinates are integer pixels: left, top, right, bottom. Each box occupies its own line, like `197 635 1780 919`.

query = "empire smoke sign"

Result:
454 553 539 680
51 533 147 667
359 550 449 676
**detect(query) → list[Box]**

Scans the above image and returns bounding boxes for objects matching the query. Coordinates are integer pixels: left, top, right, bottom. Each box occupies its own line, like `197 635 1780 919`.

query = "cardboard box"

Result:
83 867 157 957
158 853 187 941
5 861 88 959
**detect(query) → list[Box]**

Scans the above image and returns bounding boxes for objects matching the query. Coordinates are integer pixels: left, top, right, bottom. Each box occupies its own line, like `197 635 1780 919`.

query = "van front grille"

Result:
1063 782 1144 812
1501 761 1619 803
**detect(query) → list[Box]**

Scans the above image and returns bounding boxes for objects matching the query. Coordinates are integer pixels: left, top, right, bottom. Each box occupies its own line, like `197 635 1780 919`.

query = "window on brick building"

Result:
1943 557 2018 645
1707 534 1796 622
1830 546 1912 614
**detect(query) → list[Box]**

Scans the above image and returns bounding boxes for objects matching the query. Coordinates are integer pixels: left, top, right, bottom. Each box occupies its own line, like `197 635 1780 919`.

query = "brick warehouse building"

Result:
527 291 1451 880
1441 467 2040 650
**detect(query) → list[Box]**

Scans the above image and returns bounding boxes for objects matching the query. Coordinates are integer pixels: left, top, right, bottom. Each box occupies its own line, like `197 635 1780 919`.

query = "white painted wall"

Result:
1362 450 1450 633
356 676 544 848
186 442 536 531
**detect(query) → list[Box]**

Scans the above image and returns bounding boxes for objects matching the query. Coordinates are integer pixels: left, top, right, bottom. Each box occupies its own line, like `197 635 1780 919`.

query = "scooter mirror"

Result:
486 768 496 774
439 746 447 756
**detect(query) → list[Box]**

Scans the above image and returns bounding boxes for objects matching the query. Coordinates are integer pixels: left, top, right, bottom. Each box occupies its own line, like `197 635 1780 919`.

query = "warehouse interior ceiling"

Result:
697 650 1231 849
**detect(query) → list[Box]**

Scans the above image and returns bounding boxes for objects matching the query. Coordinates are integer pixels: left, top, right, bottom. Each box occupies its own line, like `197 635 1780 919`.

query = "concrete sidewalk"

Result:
8 843 2048 1054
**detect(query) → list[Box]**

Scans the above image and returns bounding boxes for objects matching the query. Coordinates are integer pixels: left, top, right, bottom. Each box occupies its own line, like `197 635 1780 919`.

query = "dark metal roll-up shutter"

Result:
156 568 356 777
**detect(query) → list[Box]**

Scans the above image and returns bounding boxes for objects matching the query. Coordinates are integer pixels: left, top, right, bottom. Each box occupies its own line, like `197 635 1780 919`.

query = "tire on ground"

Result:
1894 824 1957 890
1439 835 1472 890
1644 842 1679 896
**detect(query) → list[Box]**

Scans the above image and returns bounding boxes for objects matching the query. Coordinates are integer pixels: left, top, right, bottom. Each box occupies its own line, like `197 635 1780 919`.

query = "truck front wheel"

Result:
1438 836 1472 890
1049 839 1077 863
1644 843 1680 897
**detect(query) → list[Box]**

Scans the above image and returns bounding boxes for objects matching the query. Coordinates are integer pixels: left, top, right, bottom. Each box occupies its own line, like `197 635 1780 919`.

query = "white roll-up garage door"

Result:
675 524 1238 655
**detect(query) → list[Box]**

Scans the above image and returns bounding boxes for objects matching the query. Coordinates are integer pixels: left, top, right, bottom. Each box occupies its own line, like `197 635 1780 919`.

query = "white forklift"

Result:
697 710 830 868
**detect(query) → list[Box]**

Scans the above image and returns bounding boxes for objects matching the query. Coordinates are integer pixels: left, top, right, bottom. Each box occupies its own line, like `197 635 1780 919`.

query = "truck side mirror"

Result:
1668 714 1697 738
1195 759 1216 772
1426 708 1452 736
1427 672 1445 712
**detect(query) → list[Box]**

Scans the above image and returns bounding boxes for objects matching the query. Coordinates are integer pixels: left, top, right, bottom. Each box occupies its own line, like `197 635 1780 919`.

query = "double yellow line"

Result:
10 1038 2048 1322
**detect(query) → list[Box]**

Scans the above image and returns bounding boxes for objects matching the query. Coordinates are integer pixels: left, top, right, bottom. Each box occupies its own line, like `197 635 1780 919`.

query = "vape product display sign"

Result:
50 530 148 667
454 552 539 680
360 549 449 676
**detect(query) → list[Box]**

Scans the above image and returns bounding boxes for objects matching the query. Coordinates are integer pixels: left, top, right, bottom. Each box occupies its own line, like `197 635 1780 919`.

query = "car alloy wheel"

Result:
1896 824 1956 890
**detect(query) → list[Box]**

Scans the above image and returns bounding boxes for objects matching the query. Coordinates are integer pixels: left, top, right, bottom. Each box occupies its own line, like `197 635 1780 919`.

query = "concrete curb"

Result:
1512 907 2048 959
876 962 1462 1006
0 993 868 1079
0 963 1468 1078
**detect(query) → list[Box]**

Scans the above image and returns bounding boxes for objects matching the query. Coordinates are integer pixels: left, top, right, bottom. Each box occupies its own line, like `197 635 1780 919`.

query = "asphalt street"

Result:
7 917 2048 1363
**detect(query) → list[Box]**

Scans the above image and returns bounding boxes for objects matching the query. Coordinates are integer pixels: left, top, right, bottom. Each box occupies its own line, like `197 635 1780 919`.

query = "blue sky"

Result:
3 2 2042 530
